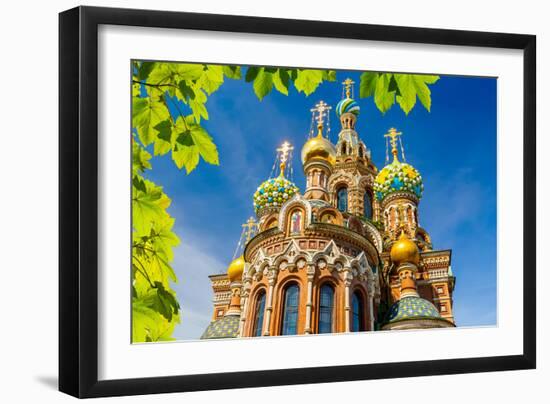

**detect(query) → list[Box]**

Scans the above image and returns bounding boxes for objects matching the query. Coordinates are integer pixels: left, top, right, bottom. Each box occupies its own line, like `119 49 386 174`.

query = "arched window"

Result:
351 291 365 332
364 191 372 219
253 291 266 337
358 146 364 158
318 284 335 333
341 142 347 155
290 210 303 234
337 187 348 212
281 284 300 335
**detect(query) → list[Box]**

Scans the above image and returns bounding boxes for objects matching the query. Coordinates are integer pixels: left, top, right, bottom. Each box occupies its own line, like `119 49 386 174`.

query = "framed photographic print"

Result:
59 6 536 398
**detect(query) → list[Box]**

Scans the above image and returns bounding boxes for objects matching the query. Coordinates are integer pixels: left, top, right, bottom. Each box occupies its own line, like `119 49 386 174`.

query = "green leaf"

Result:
132 141 152 174
137 61 156 81
323 70 337 81
171 118 219 173
253 68 273 100
152 120 173 156
223 65 242 80
359 72 378 98
177 80 195 101
132 96 170 146
373 73 395 113
394 74 440 114
272 69 289 95
294 69 324 96
199 65 224 95
188 88 208 123
245 66 260 82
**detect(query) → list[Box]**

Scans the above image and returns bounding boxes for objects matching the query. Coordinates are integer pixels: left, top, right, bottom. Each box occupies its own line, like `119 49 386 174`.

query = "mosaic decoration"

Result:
374 159 424 201
200 315 240 339
253 176 299 214
385 295 441 324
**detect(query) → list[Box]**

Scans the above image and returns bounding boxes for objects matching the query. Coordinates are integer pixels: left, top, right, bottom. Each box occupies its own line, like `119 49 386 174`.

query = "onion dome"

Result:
301 134 336 166
384 295 442 324
390 230 420 266
254 142 299 215
227 255 245 282
374 128 423 201
253 176 299 215
335 97 360 117
200 315 240 339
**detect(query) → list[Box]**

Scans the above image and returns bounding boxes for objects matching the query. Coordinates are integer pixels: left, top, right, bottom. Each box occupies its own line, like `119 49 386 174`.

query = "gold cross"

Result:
342 78 355 98
242 217 258 242
384 127 403 161
310 100 331 127
276 141 294 176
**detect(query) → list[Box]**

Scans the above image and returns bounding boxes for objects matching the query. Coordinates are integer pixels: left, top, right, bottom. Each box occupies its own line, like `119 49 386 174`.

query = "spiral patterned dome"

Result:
374 159 423 201
335 97 360 117
253 176 299 215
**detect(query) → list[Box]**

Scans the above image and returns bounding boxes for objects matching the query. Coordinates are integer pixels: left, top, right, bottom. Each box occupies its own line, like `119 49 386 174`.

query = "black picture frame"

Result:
59 5 536 398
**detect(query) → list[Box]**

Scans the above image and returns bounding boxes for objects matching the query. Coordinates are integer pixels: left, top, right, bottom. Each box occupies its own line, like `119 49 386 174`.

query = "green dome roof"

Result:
374 159 423 201
384 296 441 324
253 176 299 215
200 315 240 339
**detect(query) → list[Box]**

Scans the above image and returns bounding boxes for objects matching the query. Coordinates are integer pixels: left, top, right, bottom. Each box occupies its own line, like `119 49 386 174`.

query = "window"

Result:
290 210 303 234
281 284 300 335
318 284 335 333
351 291 365 332
364 191 372 219
358 146 364 158
337 187 348 212
253 291 266 337
341 142 347 155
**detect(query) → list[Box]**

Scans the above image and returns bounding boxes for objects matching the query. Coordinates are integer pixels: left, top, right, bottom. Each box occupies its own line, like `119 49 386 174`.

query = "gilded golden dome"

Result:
227 255 245 282
390 231 420 266
301 134 336 166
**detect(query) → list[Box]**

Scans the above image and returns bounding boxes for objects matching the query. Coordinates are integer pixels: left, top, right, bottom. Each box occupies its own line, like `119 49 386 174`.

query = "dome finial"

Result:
310 100 331 138
342 77 355 99
276 141 294 177
384 127 403 162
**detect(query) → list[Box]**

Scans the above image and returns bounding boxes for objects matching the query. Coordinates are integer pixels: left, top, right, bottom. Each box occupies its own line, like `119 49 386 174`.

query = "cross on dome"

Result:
384 127 403 161
310 100 331 128
342 78 355 98
276 141 294 176
242 217 258 243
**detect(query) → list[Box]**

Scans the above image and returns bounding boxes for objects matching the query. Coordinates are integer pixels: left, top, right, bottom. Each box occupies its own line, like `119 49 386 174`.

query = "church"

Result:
201 79 456 339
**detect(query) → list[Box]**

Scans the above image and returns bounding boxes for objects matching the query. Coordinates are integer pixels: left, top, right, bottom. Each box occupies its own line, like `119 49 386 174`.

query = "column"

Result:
263 267 277 336
304 265 316 334
344 270 352 332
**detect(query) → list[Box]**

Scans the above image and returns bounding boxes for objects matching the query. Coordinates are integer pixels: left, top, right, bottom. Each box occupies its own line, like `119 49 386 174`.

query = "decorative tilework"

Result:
200 315 240 339
384 296 441 324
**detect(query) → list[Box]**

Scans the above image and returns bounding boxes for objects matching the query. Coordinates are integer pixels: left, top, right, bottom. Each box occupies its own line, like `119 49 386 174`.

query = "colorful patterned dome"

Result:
200 315 240 339
336 97 360 117
253 176 299 215
384 296 441 324
374 159 423 201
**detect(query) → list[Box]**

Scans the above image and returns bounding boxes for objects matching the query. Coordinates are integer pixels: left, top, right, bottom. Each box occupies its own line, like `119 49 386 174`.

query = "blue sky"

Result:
144 69 497 340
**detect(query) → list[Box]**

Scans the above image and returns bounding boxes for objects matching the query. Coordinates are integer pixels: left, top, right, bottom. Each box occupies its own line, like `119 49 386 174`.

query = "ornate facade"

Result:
201 79 456 339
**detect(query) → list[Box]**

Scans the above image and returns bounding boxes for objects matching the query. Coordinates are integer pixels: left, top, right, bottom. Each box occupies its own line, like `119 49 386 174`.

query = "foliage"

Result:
132 140 181 342
359 72 439 114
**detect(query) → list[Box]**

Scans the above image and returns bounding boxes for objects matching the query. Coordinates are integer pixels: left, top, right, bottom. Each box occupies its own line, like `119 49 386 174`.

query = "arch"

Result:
318 283 335 334
358 145 364 158
351 288 367 332
252 289 266 337
347 216 363 234
337 186 348 212
261 214 279 231
278 196 312 233
363 190 373 219
317 207 344 226
340 141 348 155
280 283 300 335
